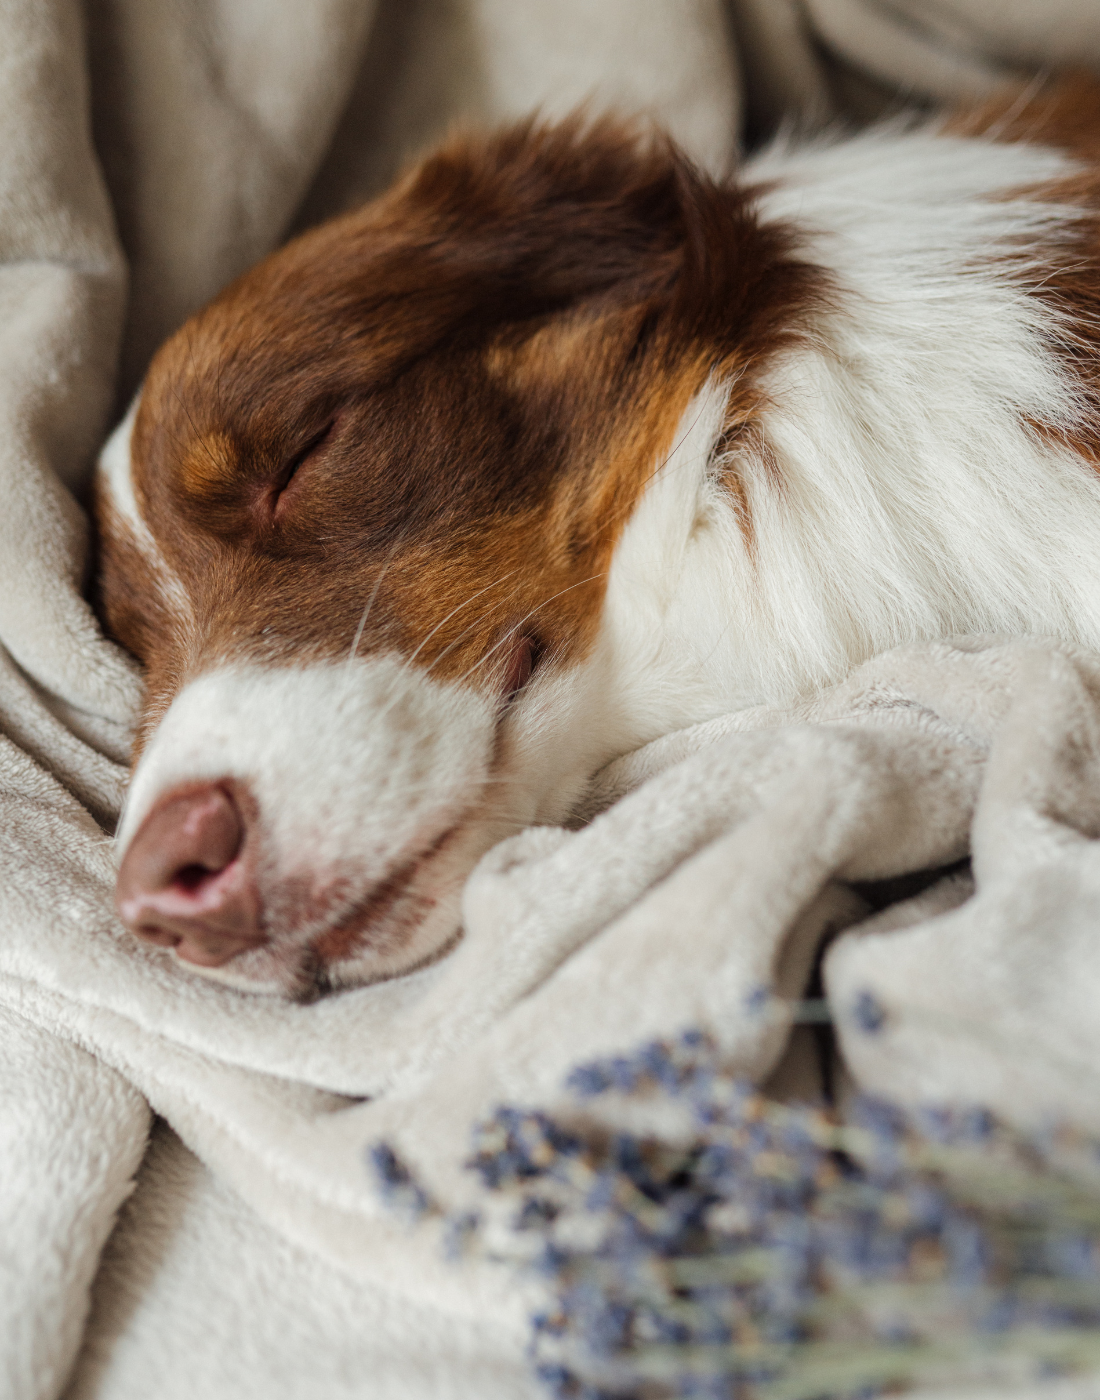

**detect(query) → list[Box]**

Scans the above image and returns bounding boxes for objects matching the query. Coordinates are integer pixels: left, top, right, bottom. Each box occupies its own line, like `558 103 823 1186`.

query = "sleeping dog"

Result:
95 73 1100 998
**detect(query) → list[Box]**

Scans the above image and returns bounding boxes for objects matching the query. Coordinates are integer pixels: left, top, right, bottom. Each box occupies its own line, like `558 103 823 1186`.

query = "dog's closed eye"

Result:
271 419 337 517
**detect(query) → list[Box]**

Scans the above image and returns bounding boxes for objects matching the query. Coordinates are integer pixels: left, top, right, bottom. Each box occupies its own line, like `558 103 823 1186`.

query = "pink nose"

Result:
116 784 264 967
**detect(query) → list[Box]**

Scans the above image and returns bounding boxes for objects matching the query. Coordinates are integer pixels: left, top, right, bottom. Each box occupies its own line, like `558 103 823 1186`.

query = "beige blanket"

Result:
4 5 1100 1399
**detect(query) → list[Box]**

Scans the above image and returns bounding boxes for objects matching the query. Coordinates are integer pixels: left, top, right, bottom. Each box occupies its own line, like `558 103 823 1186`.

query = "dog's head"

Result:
95 118 820 996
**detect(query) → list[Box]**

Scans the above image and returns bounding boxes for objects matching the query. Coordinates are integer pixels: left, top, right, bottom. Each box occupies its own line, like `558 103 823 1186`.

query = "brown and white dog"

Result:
95 75 1100 998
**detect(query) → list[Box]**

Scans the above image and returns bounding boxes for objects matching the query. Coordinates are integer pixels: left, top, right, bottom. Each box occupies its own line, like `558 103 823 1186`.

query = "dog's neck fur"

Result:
564 128 1100 803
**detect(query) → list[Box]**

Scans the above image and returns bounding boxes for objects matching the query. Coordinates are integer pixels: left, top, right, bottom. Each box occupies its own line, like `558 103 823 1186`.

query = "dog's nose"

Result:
116 784 264 966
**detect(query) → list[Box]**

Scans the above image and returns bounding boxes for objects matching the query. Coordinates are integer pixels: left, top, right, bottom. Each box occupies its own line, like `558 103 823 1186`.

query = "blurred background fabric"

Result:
85 0 742 404
3 4 1100 1399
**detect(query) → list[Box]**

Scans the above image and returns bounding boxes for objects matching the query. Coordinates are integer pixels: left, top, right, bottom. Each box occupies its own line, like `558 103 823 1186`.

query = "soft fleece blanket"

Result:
5 5 1100 1400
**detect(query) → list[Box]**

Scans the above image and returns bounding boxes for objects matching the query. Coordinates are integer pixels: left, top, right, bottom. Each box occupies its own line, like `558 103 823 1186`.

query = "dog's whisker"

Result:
453 572 608 690
369 570 519 730
346 530 408 669
403 569 519 673
416 591 519 683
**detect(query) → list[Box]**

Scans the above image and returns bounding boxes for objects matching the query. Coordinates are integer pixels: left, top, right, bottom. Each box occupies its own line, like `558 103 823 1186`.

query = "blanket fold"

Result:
830 642 1100 1123
0 1006 149 1400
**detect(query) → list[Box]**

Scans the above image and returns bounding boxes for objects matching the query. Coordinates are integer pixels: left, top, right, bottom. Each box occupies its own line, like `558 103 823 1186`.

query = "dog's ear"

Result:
386 116 687 317
194 116 823 402
364 115 827 374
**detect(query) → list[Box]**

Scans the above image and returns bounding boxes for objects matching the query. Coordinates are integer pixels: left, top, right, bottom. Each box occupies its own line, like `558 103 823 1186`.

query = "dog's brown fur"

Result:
98 117 829 744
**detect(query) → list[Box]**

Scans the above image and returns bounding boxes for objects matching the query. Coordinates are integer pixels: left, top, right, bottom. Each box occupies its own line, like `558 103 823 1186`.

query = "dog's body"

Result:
96 75 1100 998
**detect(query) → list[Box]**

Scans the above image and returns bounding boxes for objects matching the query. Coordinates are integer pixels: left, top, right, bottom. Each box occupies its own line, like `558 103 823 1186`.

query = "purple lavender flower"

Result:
371 1031 1100 1399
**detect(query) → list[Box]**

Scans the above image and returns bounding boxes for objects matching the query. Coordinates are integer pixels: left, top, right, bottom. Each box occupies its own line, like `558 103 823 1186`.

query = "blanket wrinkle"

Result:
5 4 1100 1397
84 0 384 398
63 1122 538 1400
828 643 1100 1125
803 0 1014 103
0 1005 150 1400
293 0 741 233
0 650 127 829
0 1 137 728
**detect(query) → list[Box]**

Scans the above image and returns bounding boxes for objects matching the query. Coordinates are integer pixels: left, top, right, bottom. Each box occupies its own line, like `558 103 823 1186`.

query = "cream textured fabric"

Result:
732 0 1100 132
3 4 1100 1400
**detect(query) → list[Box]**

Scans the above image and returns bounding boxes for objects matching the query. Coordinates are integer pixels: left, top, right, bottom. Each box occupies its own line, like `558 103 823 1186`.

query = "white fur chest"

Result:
591 126 1100 756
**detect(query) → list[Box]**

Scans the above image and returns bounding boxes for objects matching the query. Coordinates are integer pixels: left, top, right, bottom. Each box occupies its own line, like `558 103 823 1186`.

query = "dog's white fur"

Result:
98 397 192 619
593 131 1100 726
102 123 1100 990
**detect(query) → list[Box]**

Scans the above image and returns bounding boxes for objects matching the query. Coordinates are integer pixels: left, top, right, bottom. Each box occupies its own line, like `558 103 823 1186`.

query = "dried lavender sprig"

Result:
369 1030 1100 1399
754 1327 1100 1400
539 1327 1100 1399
